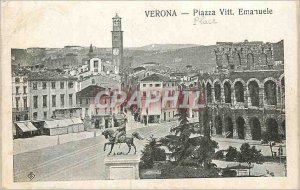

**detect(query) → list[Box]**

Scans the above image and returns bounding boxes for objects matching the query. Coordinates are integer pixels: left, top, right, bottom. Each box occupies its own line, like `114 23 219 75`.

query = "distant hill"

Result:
128 44 199 51
11 44 217 73
125 45 217 72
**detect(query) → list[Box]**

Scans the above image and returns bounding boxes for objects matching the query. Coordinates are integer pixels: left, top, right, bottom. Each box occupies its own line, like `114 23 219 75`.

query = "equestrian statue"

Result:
102 125 144 155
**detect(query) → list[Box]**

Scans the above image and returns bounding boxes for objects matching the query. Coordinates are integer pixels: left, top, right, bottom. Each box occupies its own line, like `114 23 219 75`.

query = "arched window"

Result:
214 82 221 102
261 53 267 65
224 82 232 103
232 53 241 66
206 83 212 103
247 53 254 67
264 80 277 105
222 54 229 67
248 81 259 106
236 117 245 139
234 81 244 102
266 118 280 141
225 117 233 138
215 116 222 135
250 117 261 140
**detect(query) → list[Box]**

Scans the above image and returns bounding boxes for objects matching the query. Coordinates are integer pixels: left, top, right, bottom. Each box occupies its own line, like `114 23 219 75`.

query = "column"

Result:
244 116 252 140
232 114 238 139
211 87 215 104
259 85 265 107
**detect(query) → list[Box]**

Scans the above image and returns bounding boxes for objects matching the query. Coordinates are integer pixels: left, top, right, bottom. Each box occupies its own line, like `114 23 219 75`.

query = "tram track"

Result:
14 124 170 181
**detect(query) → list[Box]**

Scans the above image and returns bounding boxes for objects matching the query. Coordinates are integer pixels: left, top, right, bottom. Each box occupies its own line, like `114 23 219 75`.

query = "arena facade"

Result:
198 40 285 141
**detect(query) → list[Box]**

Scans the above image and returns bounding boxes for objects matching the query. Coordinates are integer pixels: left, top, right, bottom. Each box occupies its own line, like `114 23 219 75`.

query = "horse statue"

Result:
102 128 144 155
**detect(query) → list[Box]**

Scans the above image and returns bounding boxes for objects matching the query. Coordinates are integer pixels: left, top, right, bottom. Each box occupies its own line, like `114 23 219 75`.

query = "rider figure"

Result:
114 124 126 142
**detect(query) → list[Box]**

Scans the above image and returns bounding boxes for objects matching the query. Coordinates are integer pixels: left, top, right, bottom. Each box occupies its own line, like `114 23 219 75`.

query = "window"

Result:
43 111 47 119
33 112 37 119
16 86 20 94
155 84 161 87
15 78 20 83
86 98 89 104
60 82 64 89
43 95 47 107
150 84 153 87
79 98 82 105
15 97 20 109
69 94 73 106
143 91 147 97
60 94 65 106
33 82 37 90
52 95 56 107
42 82 47 89
51 82 56 89
23 97 27 108
23 86 27 94
68 82 74 88
23 78 27 82
94 60 99 68
143 84 146 87
33 96 38 108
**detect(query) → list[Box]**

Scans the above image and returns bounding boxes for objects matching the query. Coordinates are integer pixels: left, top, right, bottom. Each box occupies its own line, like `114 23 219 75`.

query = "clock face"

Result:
113 48 119 55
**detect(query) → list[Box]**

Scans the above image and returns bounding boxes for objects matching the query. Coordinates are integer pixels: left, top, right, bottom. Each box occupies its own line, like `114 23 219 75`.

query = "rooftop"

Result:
28 71 77 81
140 73 178 82
76 85 106 98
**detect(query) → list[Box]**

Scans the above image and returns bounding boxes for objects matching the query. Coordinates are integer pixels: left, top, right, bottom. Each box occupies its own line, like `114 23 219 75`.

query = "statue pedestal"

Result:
104 154 140 180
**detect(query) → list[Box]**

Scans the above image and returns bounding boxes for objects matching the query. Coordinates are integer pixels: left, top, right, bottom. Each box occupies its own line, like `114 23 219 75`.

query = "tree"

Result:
225 146 238 161
140 135 166 169
237 143 264 176
159 108 218 168
261 131 282 157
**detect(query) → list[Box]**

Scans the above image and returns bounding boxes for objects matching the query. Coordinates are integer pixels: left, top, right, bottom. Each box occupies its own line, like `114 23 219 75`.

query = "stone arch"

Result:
249 117 261 140
224 116 233 138
222 54 229 67
232 52 241 66
247 53 254 67
260 53 268 65
215 116 223 135
264 79 277 105
223 81 232 103
265 118 280 141
248 80 260 106
236 116 245 139
206 82 212 103
234 81 245 103
214 80 222 102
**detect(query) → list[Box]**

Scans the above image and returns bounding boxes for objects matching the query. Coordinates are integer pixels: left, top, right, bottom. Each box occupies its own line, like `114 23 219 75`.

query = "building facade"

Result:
28 72 79 120
198 40 285 140
12 75 30 121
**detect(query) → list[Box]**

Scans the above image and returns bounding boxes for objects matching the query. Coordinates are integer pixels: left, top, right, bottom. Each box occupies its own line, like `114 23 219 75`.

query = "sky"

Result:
2 1 295 48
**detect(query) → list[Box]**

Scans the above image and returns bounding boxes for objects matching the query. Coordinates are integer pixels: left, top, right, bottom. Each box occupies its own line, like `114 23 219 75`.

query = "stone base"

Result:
104 154 140 180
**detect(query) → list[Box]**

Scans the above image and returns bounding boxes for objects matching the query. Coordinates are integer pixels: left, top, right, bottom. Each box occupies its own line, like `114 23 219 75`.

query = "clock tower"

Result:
111 13 123 74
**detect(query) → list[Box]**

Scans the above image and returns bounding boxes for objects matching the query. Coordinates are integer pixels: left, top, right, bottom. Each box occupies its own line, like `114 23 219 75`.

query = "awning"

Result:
27 122 38 131
44 120 61 129
64 119 74 126
71 118 83 124
16 122 38 132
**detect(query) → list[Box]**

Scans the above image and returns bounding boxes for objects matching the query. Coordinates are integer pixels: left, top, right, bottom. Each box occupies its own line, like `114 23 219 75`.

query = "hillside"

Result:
12 44 217 73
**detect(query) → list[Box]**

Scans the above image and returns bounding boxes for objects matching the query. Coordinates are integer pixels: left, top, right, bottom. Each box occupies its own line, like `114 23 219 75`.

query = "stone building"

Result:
28 71 79 120
12 74 30 122
198 40 285 140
